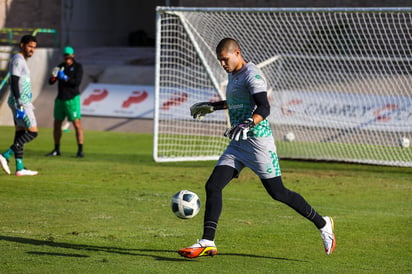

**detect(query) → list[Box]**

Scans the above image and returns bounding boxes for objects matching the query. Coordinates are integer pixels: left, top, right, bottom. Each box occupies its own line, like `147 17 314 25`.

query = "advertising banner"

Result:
81 84 411 133
81 83 154 118
158 87 225 121
270 90 412 132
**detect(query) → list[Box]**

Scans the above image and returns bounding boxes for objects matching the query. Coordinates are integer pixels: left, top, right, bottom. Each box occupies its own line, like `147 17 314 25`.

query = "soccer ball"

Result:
284 132 295 142
171 190 200 219
399 137 410 148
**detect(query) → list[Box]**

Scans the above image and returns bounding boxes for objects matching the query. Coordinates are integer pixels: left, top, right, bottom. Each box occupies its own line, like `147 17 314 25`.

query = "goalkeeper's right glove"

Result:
190 102 215 120
57 69 68 81
51 66 60 78
224 118 255 141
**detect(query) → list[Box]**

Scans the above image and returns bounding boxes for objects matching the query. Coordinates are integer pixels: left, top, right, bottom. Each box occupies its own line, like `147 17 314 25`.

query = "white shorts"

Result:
9 103 37 128
217 136 281 179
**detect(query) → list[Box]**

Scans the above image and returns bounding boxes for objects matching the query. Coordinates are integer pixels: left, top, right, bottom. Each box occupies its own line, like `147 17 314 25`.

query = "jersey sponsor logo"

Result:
228 104 243 110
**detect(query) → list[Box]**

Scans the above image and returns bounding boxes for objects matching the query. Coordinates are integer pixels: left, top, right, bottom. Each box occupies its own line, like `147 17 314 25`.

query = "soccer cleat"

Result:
320 216 336 255
46 150 61 156
76 151 84 158
178 239 218 258
0 154 11 175
16 169 38 176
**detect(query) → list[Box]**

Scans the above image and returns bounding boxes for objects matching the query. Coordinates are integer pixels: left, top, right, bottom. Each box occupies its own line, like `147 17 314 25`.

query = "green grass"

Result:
0 126 411 273
277 140 412 163
158 133 412 164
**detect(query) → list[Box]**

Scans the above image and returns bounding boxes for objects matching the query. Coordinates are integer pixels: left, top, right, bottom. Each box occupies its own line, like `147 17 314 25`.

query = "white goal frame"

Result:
154 7 412 167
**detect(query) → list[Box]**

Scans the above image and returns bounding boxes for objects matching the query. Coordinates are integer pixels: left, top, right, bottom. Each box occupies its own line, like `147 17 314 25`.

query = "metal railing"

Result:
0 28 58 47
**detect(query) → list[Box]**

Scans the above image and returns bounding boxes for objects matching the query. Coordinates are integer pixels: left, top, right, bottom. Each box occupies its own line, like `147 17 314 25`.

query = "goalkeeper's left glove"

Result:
224 118 255 141
51 66 60 78
190 102 215 120
16 105 26 119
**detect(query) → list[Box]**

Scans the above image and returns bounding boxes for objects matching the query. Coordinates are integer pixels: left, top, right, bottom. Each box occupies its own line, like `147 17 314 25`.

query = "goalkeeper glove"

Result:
16 105 26 119
224 118 255 141
51 66 60 78
57 69 68 81
190 102 215 120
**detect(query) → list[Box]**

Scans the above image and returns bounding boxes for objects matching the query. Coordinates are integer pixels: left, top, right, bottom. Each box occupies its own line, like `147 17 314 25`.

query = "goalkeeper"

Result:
178 38 336 258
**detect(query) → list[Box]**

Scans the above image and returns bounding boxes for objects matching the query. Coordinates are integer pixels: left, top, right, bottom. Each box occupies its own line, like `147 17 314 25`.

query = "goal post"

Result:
154 7 412 167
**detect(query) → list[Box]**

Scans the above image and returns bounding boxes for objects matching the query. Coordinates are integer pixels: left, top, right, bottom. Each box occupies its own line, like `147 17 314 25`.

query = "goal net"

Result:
154 7 412 167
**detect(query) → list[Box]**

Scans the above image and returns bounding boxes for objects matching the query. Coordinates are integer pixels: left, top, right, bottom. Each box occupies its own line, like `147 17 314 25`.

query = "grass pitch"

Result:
0 126 410 273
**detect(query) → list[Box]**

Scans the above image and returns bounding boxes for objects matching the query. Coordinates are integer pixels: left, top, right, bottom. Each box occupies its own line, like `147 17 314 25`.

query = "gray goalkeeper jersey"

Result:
226 62 272 138
8 53 33 106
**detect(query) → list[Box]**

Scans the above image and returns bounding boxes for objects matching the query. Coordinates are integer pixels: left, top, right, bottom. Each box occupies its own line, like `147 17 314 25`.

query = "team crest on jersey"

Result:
255 74 262 79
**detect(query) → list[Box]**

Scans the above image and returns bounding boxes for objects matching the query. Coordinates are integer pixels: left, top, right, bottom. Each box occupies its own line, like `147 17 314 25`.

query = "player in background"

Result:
178 38 336 258
46 46 84 157
0 35 39 176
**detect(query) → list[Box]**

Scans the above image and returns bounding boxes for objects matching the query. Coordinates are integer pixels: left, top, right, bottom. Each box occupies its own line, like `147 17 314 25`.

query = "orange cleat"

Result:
178 239 218 258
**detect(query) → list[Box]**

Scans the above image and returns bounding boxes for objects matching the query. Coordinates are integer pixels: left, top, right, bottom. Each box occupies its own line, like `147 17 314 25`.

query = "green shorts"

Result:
54 95 81 121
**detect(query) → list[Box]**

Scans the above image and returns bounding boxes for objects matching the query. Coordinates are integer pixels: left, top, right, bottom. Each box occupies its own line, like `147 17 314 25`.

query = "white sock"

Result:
199 239 215 246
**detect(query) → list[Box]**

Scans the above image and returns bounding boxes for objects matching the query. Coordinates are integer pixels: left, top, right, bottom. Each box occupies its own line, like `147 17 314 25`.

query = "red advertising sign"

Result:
81 83 154 118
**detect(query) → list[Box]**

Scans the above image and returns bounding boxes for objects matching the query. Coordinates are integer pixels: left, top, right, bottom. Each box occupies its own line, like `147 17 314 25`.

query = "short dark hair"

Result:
20 35 37 45
216 38 240 54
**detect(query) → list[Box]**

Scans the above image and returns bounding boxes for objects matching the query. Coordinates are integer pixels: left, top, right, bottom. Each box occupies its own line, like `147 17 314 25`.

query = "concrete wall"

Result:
0 47 60 125
0 46 156 129
0 0 167 48
60 0 165 47
0 0 60 29
1 0 409 49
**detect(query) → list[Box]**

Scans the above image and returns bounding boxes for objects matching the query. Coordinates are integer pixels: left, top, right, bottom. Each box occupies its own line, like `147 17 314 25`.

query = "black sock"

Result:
202 165 237 240
202 221 218 241
78 144 83 153
12 131 38 159
14 130 25 144
54 144 60 152
261 176 326 229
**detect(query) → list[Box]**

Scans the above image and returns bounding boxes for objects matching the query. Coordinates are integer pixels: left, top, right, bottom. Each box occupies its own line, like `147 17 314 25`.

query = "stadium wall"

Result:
0 0 409 48
0 48 60 126
0 0 166 48
178 0 411 7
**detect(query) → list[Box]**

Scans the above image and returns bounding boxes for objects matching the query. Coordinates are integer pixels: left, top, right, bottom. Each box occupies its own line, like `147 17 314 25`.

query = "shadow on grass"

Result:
27 251 90 258
0 235 306 262
220 253 307 262
0 235 182 262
